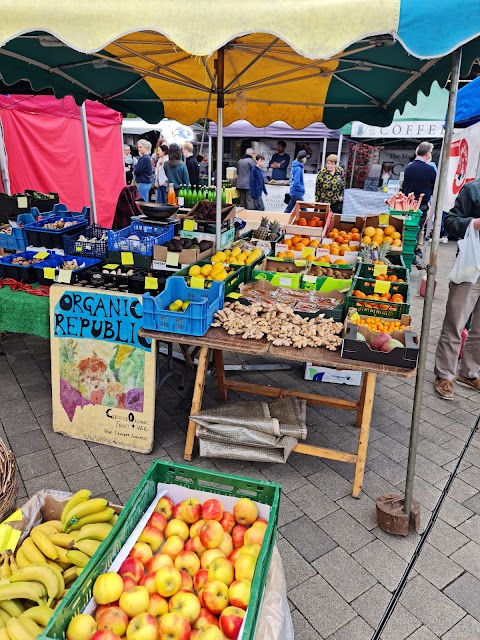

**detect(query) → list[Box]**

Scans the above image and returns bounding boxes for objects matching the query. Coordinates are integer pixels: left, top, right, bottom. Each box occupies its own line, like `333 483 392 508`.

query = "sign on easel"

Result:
50 285 156 453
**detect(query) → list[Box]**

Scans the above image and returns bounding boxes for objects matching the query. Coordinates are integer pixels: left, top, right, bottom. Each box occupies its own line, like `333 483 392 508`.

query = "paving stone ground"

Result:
1 241 479 638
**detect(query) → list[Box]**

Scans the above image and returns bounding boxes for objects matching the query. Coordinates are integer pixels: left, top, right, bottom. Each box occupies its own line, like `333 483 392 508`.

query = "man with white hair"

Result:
236 148 256 209
133 139 153 202
123 145 137 185
401 141 437 266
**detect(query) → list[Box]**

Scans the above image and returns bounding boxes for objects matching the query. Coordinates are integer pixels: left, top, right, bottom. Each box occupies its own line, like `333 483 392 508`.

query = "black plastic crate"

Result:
0 250 53 283
25 217 88 249
35 255 102 286
63 225 109 258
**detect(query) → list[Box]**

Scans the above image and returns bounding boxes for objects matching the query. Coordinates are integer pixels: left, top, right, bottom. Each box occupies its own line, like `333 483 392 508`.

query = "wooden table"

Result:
140 327 415 497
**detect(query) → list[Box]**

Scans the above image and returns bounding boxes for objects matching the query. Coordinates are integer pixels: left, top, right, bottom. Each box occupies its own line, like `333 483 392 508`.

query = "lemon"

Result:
174 299 183 307
211 254 223 263
216 251 227 262
245 255 256 265
213 270 228 281
251 248 262 257
231 247 241 257
181 301 190 311
168 302 180 311
201 264 213 277
211 261 223 272
188 265 201 277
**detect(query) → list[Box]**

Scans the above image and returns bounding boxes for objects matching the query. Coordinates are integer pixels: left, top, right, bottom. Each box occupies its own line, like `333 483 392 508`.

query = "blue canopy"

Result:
454 76 480 127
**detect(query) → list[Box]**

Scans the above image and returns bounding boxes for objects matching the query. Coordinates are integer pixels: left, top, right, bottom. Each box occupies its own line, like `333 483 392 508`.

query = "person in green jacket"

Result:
164 143 190 195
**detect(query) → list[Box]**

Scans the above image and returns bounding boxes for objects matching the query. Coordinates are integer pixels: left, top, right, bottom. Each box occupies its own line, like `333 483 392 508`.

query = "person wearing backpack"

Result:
284 150 307 214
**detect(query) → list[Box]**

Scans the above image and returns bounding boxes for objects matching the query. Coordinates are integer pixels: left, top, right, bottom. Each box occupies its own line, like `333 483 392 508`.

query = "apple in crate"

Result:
193 568 208 593
140 572 157 594
220 606 246 640
208 557 235 586
119 586 150 618
200 548 225 570
96 606 129 637
239 544 261 559
157 612 191 640
235 554 256 581
187 536 207 556
179 570 194 592
233 498 258 526
119 557 144 583
244 526 264 547
180 498 202 524
190 519 205 538
93 572 125 605
165 519 190 542
193 608 219 630
228 579 251 610
91 631 122 640
175 550 200 577
200 520 224 549
202 580 229 615
219 512 235 534
162 534 185 560
195 626 224 640
173 501 185 520
154 565 182 598
122 576 138 591
155 496 174 520
138 525 164 552
202 499 223 522
169 591 201 624
66 613 97 640
126 613 158 640
229 548 241 564
147 511 168 533
218 532 233 557
146 592 169 618
231 525 247 549
129 542 153 566
146 553 173 573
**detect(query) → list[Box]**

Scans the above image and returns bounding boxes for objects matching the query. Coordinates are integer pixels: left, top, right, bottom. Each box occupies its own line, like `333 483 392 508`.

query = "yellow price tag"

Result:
190 276 205 289
57 270 72 284
378 214 390 225
33 251 49 260
166 252 180 267
16 196 28 209
350 311 361 323
301 246 315 258
183 219 196 231
103 264 119 270
227 292 241 299
373 263 388 276
374 280 391 294
121 252 134 265
145 277 158 290
43 267 56 280
294 260 306 267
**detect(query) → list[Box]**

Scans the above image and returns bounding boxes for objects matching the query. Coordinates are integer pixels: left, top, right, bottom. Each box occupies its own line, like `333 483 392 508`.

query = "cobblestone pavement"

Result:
1 241 479 638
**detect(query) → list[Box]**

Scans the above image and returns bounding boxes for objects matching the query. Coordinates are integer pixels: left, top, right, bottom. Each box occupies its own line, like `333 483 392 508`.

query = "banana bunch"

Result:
61 490 116 533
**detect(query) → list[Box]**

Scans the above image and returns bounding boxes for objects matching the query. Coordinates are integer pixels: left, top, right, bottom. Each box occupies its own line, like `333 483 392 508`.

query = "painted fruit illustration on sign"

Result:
59 339 145 420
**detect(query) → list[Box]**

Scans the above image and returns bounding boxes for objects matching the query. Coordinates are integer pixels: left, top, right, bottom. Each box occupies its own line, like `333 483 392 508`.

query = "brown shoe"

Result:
434 378 455 400
456 375 480 391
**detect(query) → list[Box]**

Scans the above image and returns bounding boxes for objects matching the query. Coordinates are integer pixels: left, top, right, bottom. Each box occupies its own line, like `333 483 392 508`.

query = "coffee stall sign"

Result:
50 285 156 453
351 121 444 139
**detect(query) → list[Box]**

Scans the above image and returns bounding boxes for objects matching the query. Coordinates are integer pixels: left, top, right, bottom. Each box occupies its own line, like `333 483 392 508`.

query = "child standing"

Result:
249 154 268 211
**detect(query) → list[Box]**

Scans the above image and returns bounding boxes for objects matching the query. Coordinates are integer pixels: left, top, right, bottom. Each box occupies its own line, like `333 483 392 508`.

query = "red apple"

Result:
97 606 129 637
219 512 235 534
193 568 208 593
139 573 157 594
154 497 174 521
174 551 201 578
119 558 144 584
202 580 229 615
180 499 202 524
228 579 251 610
154 566 182 598
218 533 233 557
146 593 168 618
126 613 158 640
178 570 193 593
201 499 223 522
162 535 185 560
168 591 201 624
190 520 205 539
192 608 219 630
197 588 205 608
137 525 163 553
231 526 247 549
95 606 111 621
228 548 241 564
66 614 97 640
147 512 167 533
233 498 258 526
244 526 264 547
199 521 224 550
146 553 173 573
165 519 190 542
119 586 150 619
129 542 153 566
220 606 246 640
200 548 225 570
188 536 207 557
91 632 121 640
122 576 138 591
172 502 185 521
195 626 224 640
93 572 124 605
157 612 190 640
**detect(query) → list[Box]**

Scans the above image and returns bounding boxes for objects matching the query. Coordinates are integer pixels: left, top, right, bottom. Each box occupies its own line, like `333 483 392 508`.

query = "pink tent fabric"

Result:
0 95 124 228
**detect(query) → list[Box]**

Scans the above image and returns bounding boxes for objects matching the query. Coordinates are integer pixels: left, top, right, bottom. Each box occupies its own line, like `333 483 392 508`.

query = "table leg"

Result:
184 345 210 461
213 350 227 402
352 372 376 498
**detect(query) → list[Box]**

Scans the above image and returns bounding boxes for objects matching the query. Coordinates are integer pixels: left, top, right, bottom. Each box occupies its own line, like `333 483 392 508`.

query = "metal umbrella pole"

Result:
80 102 97 223
215 47 225 251
403 48 462 522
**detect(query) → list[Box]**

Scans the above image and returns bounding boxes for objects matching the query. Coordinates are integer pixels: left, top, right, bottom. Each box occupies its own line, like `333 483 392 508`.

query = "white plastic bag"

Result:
449 221 480 284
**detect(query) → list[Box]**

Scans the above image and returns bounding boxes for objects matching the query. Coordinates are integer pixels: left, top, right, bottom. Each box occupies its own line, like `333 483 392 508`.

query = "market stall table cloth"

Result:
342 188 392 220
0 284 49 339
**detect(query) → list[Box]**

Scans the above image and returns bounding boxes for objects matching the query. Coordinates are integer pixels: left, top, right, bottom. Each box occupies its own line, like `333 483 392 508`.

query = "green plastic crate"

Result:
346 277 411 319
40 460 281 640
175 259 245 296
355 262 409 282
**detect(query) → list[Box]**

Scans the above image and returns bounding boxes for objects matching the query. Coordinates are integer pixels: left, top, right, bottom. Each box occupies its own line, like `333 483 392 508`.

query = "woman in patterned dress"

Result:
315 154 345 213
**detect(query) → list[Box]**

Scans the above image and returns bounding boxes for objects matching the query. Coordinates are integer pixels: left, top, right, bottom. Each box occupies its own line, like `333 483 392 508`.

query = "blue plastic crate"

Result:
34 254 102 285
143 276 224 336
25 217 88 249
0 250 54 283
0 224 28 251
29 204 90 222
63 225 109 258
108 221 174 256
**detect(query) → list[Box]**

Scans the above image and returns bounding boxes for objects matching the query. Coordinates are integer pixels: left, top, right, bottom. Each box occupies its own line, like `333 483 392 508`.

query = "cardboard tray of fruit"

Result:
342 321 419 369
285 203 332 237
41 460 282 640
252 258 307 290
361 214 405 254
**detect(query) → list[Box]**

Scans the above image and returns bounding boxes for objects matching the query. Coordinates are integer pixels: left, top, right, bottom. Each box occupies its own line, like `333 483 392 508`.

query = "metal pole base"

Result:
376 494 421 537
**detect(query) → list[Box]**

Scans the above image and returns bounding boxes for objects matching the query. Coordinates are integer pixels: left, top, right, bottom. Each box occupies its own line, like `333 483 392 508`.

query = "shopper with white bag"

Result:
434 180 480 400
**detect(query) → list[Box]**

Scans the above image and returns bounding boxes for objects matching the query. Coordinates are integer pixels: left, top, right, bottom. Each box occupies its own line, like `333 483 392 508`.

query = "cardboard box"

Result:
275 234 324 259
345 308 412 328
181 201 236 234
325 214 365 236
252 257 306 289
341 323 419 369
363 213 405 253
286 203 332 237
153 241 214 269
304 364 362 385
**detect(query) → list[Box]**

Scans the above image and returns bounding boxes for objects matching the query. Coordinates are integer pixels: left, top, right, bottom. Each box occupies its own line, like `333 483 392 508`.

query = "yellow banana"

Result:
21 538 47 565
32 523 58 537
66 550 90 568
17 618 42 638
41 520 62 533
63 498 109 531
10 564 63 607
6 618 35 640
63 566 82 586
0 557 10 581
20 605 54 628
61 490 92 528
0 627 9 640
76 523 112 542
52 546 72 566
62 588 70 598
0 581 46 606
49 533 76 549
30 529 58 561
108 514 118 525
0 611 10 626
66 508 115 533
45 561 65 595
74 539 101 557
0 600 25 617
15 548 30 570
8 554 18 576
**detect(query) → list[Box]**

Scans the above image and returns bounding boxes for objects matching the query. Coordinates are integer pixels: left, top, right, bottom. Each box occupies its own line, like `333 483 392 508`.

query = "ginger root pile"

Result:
212 301 343 350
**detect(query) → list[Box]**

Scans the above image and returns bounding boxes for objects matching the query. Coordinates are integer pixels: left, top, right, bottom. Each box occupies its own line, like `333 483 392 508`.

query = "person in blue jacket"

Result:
249 154 268 210
284 150 308 213
133 139 153 202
